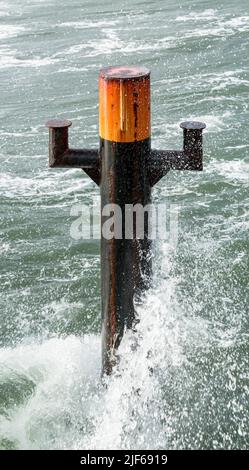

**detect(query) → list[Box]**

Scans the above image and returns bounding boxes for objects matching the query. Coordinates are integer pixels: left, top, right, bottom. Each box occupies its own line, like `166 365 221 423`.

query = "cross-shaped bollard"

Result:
46 66 206 375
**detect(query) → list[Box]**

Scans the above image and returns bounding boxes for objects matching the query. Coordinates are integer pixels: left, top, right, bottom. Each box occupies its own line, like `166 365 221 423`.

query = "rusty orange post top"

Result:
99 66 151 143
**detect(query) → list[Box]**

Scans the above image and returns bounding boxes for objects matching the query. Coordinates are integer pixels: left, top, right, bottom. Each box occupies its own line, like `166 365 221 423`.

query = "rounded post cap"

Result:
100 65 150 80
46 119 72 129
180 121 206 130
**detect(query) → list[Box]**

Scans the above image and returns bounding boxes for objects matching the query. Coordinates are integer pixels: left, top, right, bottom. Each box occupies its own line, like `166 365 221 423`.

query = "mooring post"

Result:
46 65 206 375
99 67 152 374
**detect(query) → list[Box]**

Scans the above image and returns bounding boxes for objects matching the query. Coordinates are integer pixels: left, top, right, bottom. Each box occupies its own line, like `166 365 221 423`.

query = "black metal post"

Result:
100 139 152 374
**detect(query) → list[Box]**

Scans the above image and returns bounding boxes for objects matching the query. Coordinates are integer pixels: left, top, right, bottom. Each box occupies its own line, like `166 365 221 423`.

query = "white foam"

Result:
0 24 26 40
176 9 218 22
176 12 249 38
208 159 249 182
0 51 56 69
0 241 10 254
57 19 120 29
208 70 249 90
0 336 101 450
179 112 232 132
223 15 249 32
0 170 91 199
58 30 176 59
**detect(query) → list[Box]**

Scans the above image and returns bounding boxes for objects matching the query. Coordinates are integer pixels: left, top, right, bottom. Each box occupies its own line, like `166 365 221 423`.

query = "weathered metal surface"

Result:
100 138 152 374
148 121 206 186
99 67 151 143
180 122 206 172
49 148 99 169
180 121 206 131
46 119 100 185
46 119 72 128
100 65 150 80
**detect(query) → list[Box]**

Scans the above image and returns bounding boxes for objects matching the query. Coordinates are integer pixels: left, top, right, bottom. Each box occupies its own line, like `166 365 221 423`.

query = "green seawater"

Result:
0 0 248 449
